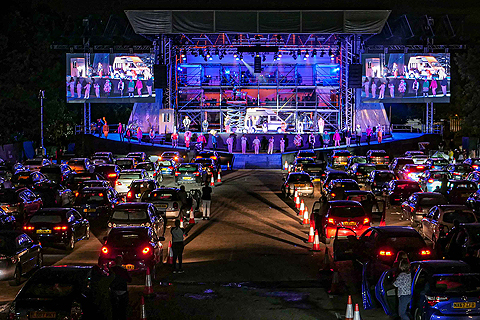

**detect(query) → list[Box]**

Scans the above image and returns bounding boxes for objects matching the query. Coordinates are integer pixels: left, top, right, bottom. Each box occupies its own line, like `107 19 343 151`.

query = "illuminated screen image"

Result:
66 53 156 103
361 53 450 103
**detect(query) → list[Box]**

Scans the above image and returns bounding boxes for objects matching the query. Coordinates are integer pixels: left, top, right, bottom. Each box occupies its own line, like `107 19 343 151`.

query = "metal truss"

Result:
365 44 465 53
339 35 355 131
83 103 91 134
426 102 434 134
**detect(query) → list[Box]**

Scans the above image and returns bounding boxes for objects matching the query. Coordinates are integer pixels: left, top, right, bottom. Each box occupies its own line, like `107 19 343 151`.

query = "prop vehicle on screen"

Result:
112 56 152 80
407 56 446 79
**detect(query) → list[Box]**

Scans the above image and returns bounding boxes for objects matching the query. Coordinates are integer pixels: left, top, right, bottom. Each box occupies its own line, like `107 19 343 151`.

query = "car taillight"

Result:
328 218 335 225
379 250 393 256
363 217 370 225
210 156 217 160
428 179 434 183
168 166 174 170
101 246 109 254
426 295 449 306
116 181 122 185
142 246 151 255
173 202 179 210
195 156 201 159
194 171 200 176
174 156 179 161
331 193 336 198
23 226 34 231
175 171 180 176
473 165 479 169
75 192 79 197
127 191 133 199
107 173 117 178
285 183 289 189
421 249 431 256
356 172 362 175
417 166 424 169
53 225 68 231
333 156 339 158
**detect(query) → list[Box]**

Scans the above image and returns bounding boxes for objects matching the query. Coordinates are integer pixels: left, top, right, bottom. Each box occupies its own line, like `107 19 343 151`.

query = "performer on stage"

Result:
280 136 285 153
267 136 274 154
253 136 260 154
241 134 247 154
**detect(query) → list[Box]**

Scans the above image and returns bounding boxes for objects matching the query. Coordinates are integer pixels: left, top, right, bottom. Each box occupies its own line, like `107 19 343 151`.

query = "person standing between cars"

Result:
241 134 247 154
393 259 412 320
91 265 114 320
110 256 132 320
253 136 261 154
355 124 362 146
201 181 212 220
171 219 186 273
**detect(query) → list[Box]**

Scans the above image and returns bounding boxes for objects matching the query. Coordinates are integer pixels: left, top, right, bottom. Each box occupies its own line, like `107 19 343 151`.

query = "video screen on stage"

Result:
66 53 156 103
361 53 450 103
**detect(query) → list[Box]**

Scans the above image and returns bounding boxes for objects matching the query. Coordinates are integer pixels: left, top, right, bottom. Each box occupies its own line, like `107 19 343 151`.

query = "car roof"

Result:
412 192 444 197
119 169 144 173
131 179 156 183
436 204 471 211
331 179 358 183
152 187 179 192
80 186 110 192
344 190 374 195
374 170 394 174
115 202 152 208
394 180 419 184
355 163 376 166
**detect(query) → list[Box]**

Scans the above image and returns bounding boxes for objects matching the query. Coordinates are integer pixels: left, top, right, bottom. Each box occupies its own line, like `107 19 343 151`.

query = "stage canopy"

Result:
125 10 391 35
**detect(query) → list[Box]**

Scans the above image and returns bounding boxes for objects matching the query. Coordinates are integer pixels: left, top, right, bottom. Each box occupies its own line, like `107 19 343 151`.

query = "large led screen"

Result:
361 53 450 103
66 53 156 103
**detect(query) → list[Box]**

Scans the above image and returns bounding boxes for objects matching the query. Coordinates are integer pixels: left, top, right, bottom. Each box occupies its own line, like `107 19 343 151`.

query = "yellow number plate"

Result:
453 302 476 309
123 264 135 270
342 221 356 226
183 177 193 180
30 311 56 318
36 229 51 234
295 184 306 187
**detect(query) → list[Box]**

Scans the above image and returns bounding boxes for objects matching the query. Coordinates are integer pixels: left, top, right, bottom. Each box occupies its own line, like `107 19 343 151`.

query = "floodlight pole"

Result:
38 90 45 156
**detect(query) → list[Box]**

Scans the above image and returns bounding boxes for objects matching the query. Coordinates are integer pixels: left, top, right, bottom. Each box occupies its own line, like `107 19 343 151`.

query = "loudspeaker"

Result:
254 56 262 73
348 64 362 88
154 64 167 89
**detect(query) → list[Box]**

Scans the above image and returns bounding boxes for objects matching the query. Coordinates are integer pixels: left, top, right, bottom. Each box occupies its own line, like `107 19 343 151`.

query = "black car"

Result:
302 162 326 183
0 208 16 230
0 187 43 221
348 163 376 184
77 179 112 192
366 170 396 195
345 156 367 172
193 158 218 178
467 189 480 213
107 203 165 238
73 187 120 219
389 157 415 178
65 172 106 192
126 152 148 163
9 266 95 319
322 170 350 188
99 227 164 276
342 190 382 218
441 223 480 267
323 179 360 200
0 231 42 286
385 180 422 205
446 163 474 180
92 151 114 163
11 171 49 189
39 164 74 185
291 157 316 173
31 181 75 207
93 164 121 187
175 163 207 185
331 149 351 168
125 179 159 202
23 208 90 250
195 150 220 167
366 150 389 165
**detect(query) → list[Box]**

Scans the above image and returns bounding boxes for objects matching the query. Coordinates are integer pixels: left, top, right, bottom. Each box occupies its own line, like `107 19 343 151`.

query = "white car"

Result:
115 169 147 195
135 162 157 179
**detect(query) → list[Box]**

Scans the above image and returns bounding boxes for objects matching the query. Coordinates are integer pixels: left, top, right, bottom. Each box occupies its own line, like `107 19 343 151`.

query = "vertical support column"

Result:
426 101 434 133
340 35 355 131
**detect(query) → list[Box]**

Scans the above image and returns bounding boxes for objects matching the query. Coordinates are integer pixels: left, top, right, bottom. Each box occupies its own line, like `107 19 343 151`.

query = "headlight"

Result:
107 222 112 228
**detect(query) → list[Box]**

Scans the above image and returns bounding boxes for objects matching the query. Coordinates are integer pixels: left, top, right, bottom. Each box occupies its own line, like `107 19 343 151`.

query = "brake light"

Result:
168 166 174 170
363 217 370 225
356 172 362 175
107 173 117 178
101 246 108 254
417 166 424 169
75 192 79 197
421 249 431 256
53 226 68 231
428 179 434 183
194 171 200 176
210 156 217 160
23 226 34 231
426 295 449 306
174 156 179 161
127 191 133 199
175 171 180 176
473 165 478 169
379 250 393 256
328 218 335 225
331 193 336 198
195 156 201 159
116 181 122 185
99 193 103 197
333 156 339 158
142 246 151 255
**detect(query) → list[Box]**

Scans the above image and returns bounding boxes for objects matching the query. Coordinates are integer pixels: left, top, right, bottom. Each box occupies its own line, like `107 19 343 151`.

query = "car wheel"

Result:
36 252 43 269
414 308 422 320
85 226 90 240
11 265 21 286
66 234 75 251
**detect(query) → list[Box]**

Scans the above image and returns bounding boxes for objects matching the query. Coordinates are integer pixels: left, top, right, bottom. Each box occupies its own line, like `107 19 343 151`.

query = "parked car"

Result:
322 170 350 188
0 208 16 230
331 149 351 168
195 150 220 167
466 171 480 190
466 189 480 213
421 204 477 247
107 202 165 238
115 157 137 170
302 163 326 183
31 181 75 207
93 164 121 187
418 170 451 192
175 163 207 186
385 180 422 205
125 179 159 202
67 158 93 174
135 162 157 179
23 208 90 250
65 172 106 192
366 170 396 195
0 231 42 286
291 157 316 173
115 169 148 196
366 150 389 165
40 164 74 185
11 171 49 189
445 180 478 204
281 172 314 198
77 179 111 192
9 266 95 319
99 226 164 276
73 186 120 219
401 192 448 227
0 188 42 221
446 163 474 180
348 163 376 185
441 223 480 266
193 158 218 178
126 152 148 163
411 154 429 164
404 150 424 157
23 158 51 172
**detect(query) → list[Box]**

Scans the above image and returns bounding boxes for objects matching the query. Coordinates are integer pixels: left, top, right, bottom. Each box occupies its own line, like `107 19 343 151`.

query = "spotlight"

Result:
233 52 238 58
278 52 282 58
206 50 211 58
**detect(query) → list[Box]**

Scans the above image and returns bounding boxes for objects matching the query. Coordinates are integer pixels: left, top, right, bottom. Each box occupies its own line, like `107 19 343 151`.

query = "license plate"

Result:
30 311 56 318
157 204 168 208
313 179 321 182
123 264 135 270
342 221 356 226
295 184 306 187
453 302 476 309
84 208 96 212
36 229 51 234
183 177 193 180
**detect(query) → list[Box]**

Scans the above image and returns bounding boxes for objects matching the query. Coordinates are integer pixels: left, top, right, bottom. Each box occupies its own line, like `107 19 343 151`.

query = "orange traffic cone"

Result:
167 241 173 264
308 220 315 243
353 303 361 320
302 205 310 225
328 265 341 295
312 230 321 251
144 267 154 296
295 192 301 209
189 207 195 224
217 171 221 183
293 188 298 201
140 296 147 320
345 296 353 320
210 174 215 186
227 162 230 170
284 160 288 170
299 199 305 216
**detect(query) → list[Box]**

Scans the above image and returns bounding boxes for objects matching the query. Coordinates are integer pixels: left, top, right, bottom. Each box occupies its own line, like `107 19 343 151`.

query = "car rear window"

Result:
443 210 476 223
75 192 106 204
297 159 315 164
111 209 148 221
376 173 395 181
136 163 155 171
431 173 449 179
395 183 421 191
352 157 367 164
432 275 480 295
73 175 94 182
370 152 388 157
299 152 316 158
357 166 376 174
332 182 359 190
116 160 133 166
288 174 311 182
147 191 178 201
329 206 365 218
118 173 142 180
68 160 84 165
383 235 425 250
194 159 214 165
158 161 173 167
179 165 198 172
454 165 471 172
30 214 63 224
108 231 150 246
418 196 447 206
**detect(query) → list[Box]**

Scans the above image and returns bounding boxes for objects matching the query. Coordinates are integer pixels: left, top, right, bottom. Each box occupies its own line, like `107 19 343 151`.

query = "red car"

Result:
320 200 371 243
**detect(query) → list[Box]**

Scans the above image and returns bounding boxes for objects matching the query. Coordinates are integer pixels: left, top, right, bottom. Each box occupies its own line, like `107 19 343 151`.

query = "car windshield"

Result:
0 235 15 253
370 152 387 157
432 275 480 295
95 166 116 174
297 159 315 164
118 173 142 180
443 210 476 223
418 196 447 206
111 209 148 221
299 152 315 158
329 206 365 218
347 195 371 202
353 157 367 164
178 165 198 172
116 160 133 166
147 191 178 201
0 191 16 203
29 214 63 224
288 174 310 182
108 231 150 247
430 172 449 179
162 153 177 158
136 163 155 171
73 176 94 182
20 270 86 299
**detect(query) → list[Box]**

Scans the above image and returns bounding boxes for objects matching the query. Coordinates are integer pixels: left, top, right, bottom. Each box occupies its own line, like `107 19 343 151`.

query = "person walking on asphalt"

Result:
171 219 186 273
178 185 188 219
110 256 132 320
201 181 212 220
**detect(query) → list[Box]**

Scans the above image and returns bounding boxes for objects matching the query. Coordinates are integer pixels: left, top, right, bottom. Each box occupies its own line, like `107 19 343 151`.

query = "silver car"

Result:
282 172 314 198
107 202 165 237
141 188 182 219
136 162 157 179
115 169 147 196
